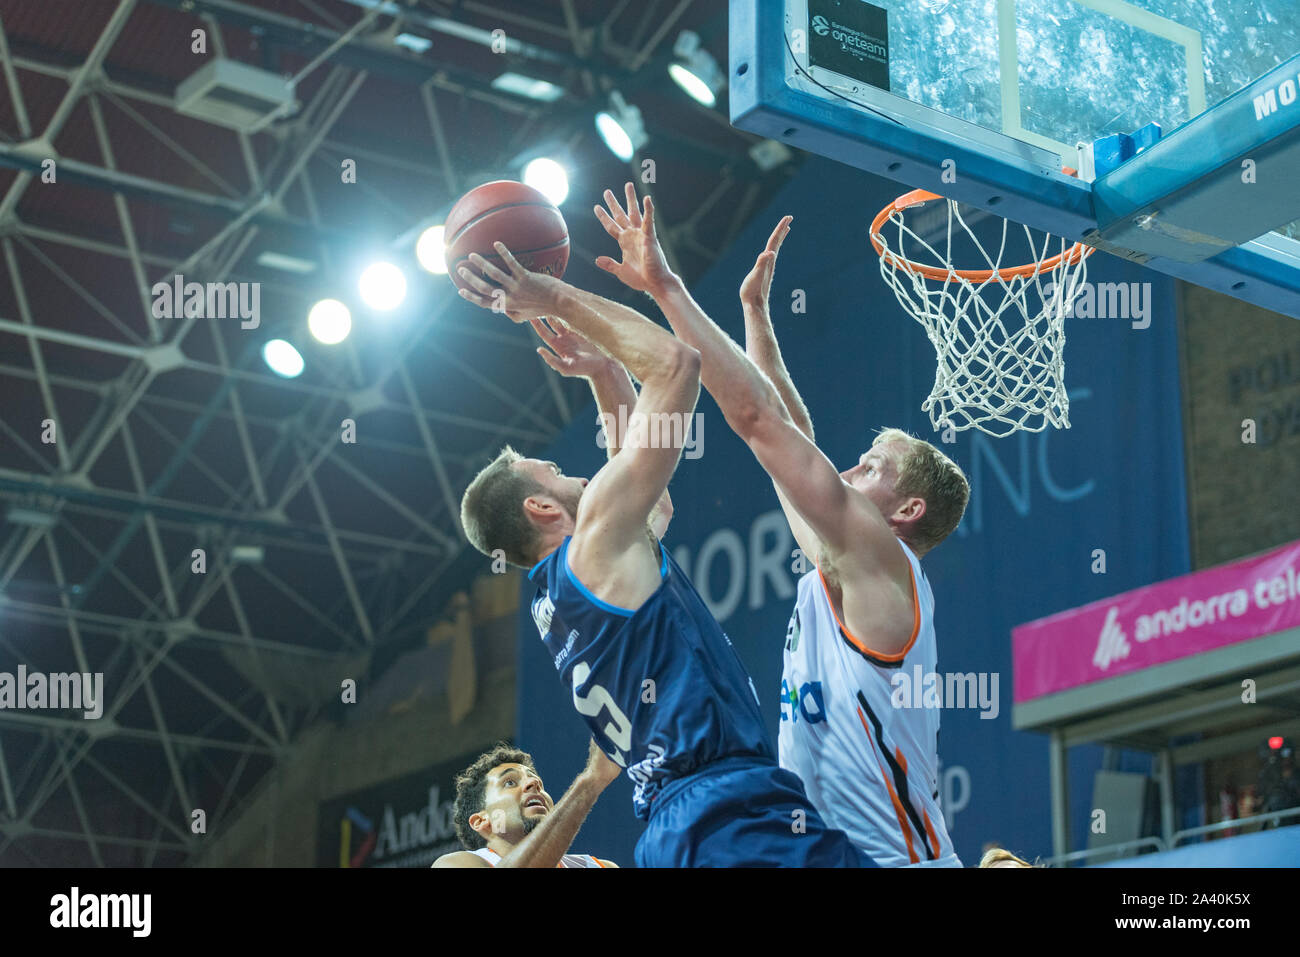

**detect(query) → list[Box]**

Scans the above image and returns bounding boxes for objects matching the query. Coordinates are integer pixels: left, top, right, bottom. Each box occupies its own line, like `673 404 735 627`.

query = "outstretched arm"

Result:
530 316 672 537
738 217 821 562
457 245 698 601
594 185 872 561
741 216 814 440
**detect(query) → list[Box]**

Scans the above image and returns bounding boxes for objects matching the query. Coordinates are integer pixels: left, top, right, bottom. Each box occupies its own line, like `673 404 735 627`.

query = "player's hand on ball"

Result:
457 243 562 322
594 182 676 295
529 316 615 379
740 215 792 313
583 738 623 788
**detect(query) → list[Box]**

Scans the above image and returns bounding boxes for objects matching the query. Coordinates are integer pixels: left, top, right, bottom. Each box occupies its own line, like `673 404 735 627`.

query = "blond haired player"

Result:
595 185 970 867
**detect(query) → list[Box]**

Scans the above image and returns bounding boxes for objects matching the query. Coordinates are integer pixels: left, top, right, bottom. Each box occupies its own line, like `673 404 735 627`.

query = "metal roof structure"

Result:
0 0 798 866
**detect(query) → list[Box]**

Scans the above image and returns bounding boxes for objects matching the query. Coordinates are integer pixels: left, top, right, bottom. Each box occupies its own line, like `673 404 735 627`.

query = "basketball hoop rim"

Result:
869 170 1093 283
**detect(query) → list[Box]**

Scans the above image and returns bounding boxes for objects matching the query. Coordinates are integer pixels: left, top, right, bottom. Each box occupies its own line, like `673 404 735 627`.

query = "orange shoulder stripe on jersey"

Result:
858 705 920 864
816 557 920 664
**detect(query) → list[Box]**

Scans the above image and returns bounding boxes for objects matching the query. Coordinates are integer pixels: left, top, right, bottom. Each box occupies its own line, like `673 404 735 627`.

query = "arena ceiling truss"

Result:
0 0 797 866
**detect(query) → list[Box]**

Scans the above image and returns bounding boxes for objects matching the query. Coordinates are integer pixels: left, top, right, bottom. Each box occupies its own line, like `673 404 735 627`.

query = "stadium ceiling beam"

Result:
0 469 449 559
0 600 347 663
0 241 73 476
0 0 136 222
103 89 243 197
0 317 548 443
220 577 291 744
310 0 605 73
0 13 32 139
86 94 164 343
0 706 278 759
0 143 357 242
298 460 376 645
141 0 594 94
395 363 462 534
0 733 17 819
16 826 191 854
54 736 104 867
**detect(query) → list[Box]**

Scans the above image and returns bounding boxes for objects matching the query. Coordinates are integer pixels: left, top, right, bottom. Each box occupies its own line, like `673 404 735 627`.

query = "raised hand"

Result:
582 737 624 787
457 243 564 322
740 215 792 314
529 316 615 379
593 182 676 295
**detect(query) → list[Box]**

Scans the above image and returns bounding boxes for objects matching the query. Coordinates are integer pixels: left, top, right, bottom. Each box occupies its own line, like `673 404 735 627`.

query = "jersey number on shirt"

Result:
571 662 632 767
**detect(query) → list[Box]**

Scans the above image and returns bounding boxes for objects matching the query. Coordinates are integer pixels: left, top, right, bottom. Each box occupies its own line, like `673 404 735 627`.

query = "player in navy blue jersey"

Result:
455 233 871 867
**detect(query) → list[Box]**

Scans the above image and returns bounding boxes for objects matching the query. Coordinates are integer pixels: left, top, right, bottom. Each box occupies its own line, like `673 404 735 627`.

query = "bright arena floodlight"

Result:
595 92 647 162
263 339 304 378
523 157 570 205
416 225 449 274
358 261 407 311
669 31 724 107
308 298 352 344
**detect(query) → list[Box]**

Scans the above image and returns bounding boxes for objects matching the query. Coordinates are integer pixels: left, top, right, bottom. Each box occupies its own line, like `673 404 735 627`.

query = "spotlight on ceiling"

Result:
523 157 570 206
492 72 564 102
256 250 317 274
668 31 724 107
229 545 265 564
308 298 352 345
595 92 648 162
416 225 449 275
263 339 304 378
358 261 407 311
394 33 432 54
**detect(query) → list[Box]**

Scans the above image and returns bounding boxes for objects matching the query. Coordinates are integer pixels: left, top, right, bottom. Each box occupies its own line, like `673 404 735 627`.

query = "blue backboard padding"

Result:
1093 54 1300 262
513 156 1190 866
728 0 1095 240
730 0 1300 317
1095 827 1300 867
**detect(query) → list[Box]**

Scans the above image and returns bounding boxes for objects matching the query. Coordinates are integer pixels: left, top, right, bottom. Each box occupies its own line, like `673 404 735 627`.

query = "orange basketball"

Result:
444 181 569 292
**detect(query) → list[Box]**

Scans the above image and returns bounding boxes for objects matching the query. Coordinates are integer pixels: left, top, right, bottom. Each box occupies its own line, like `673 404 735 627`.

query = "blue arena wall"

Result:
514 156 1191 866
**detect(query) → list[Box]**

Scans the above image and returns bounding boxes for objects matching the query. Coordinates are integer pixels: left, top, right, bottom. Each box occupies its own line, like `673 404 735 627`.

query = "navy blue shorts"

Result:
635 757 876 868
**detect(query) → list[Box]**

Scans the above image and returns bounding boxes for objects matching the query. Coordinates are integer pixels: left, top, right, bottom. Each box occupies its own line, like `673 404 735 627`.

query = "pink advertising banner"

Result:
1013 539 1300 702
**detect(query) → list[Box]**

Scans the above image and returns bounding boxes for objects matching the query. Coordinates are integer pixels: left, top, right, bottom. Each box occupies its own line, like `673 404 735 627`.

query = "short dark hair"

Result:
452 743 538 850
460 446 546 567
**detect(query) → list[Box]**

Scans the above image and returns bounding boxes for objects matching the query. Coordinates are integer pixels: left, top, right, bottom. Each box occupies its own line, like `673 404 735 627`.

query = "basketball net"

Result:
870 189 1093 438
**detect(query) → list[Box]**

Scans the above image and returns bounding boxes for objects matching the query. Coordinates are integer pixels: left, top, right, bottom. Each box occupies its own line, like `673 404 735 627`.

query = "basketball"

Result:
444 181 569 292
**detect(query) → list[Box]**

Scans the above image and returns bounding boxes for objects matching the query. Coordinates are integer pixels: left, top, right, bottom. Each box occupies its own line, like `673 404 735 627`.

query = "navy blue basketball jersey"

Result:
529 536 771 819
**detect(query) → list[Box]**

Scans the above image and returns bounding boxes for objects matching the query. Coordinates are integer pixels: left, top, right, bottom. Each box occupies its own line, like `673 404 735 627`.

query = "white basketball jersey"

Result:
469 847 608 868
777 541 960 867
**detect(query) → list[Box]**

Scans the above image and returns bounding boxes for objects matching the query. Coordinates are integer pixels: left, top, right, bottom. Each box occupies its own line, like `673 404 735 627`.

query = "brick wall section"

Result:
1180 283 1300 569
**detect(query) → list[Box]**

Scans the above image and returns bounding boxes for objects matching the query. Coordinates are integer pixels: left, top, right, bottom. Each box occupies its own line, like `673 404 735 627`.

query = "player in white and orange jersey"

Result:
595 186 970 866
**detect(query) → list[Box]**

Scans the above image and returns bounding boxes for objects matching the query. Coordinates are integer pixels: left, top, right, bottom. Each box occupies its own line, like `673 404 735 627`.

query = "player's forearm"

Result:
494 773 607 868
587 362 638 457
651 275 788 438
743 302 815 440
585 360 673 523
551 286 697 394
